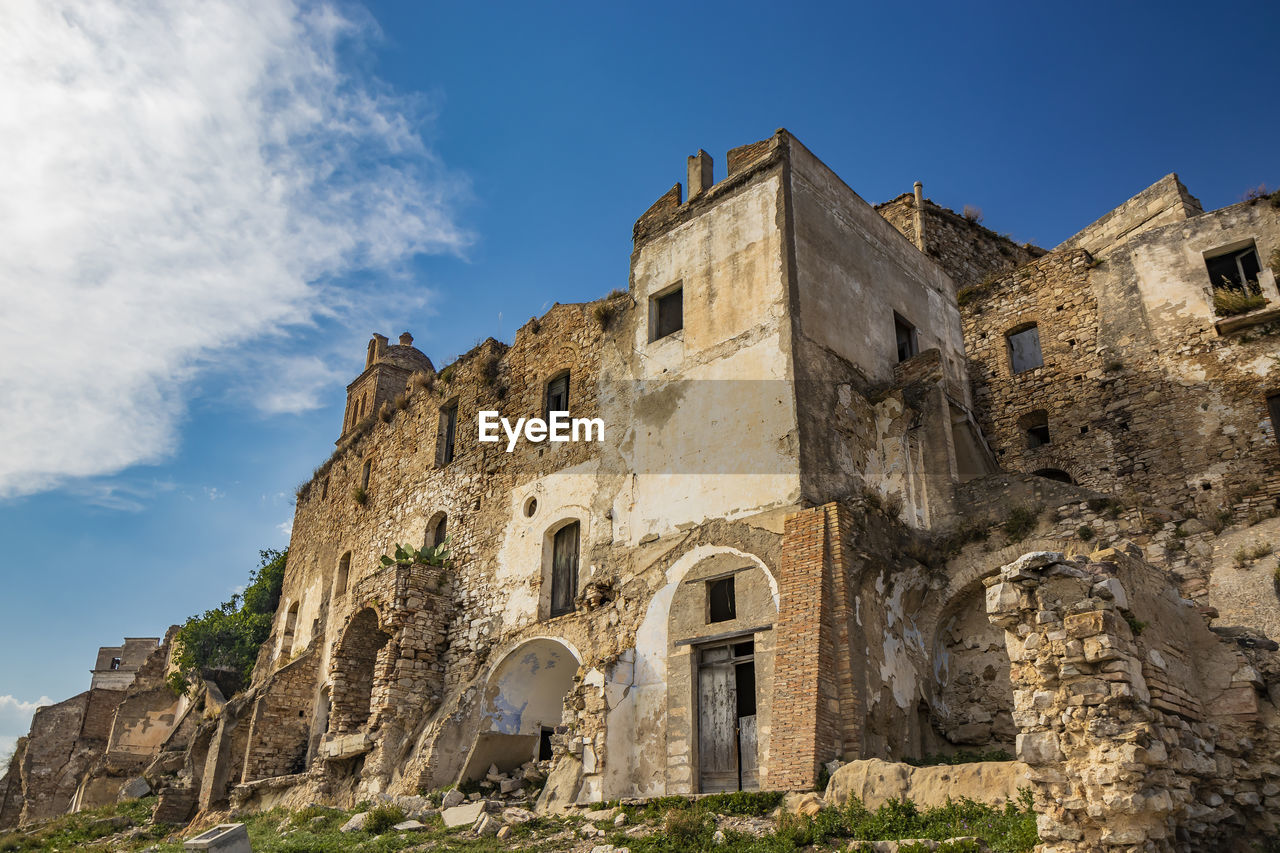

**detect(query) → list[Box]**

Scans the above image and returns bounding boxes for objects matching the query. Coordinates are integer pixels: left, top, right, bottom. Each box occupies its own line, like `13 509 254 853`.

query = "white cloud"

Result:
0 0 469 499
0 695 54 762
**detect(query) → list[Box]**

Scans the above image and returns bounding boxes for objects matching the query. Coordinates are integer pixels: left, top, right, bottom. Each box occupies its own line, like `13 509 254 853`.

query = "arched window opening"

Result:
280 602 300 659
428 514 448 548
335 552 351 597
1006 323 1043 373
1033 468 1074 484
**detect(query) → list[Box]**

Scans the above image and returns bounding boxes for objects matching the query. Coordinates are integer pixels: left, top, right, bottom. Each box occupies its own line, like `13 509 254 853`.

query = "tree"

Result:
168 549 286 695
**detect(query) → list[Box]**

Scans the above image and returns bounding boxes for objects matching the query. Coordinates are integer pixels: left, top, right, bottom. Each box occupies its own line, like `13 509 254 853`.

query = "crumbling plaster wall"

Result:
962 195 1280 515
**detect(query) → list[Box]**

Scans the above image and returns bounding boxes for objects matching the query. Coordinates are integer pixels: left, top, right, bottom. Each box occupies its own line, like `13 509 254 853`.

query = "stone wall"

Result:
986 547 1280 850
961 194 1280 517
876 193 1044 292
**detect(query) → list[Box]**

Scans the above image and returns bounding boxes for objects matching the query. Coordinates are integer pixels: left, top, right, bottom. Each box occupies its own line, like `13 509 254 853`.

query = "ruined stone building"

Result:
5 129 1280 849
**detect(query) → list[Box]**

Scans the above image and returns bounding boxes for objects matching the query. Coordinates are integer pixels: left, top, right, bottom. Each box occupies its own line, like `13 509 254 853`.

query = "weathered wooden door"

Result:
550 522 579 617
697 640 758 792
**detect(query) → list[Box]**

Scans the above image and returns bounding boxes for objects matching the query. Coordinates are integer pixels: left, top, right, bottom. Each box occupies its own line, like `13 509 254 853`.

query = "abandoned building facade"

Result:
5 130 1280 849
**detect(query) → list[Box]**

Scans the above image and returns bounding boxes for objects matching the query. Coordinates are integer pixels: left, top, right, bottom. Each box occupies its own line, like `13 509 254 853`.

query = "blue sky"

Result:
1 0 1276 757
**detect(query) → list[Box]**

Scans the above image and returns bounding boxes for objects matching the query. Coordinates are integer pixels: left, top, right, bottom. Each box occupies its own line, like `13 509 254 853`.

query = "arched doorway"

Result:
460 637 580 781
930 583 1015 753
328 608 392 734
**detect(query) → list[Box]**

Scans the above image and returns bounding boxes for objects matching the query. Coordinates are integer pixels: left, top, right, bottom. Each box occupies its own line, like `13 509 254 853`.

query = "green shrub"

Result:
1076 524 1095 542
1002 505 1041 542
362 804 406 834
906 749 1014 767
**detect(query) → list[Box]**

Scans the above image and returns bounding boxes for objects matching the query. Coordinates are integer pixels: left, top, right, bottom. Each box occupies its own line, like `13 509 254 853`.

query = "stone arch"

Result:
424 511 448 548
928 578 1016 751
625 544 779 797
1032 467 1075 484
328 607 393 734
459 637 582 782
279 601 300 659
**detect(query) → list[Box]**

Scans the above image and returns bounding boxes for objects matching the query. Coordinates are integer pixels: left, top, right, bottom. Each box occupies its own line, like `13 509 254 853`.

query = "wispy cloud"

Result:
0 695 54 762
0 0 470 500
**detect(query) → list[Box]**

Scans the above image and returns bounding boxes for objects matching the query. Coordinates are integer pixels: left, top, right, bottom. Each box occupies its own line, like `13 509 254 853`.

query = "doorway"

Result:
696 639 758 792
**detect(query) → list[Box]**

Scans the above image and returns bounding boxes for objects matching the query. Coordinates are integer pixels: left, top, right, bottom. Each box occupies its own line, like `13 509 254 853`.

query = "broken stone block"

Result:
1017 730 1062 765
392 820 429 831
473 813 500 836
340 812 369 832
117 776 152 802
499 778 522 794
442 802 486 828
440 788 465 809
183 823 251 852
502 806 536 823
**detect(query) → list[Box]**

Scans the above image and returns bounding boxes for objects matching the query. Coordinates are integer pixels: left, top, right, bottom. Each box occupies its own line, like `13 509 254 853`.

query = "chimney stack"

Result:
687 150 713 200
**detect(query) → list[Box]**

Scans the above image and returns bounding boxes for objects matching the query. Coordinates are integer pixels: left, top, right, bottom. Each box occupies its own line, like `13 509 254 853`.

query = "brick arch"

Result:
1018 454 1088 486
328 607 393 734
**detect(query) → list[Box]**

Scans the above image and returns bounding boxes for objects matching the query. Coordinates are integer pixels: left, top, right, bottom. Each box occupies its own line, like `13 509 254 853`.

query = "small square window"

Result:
652 287 683 340
894 313 918 363
708 576 736 623
1206 243 1262 294
1007 325 1043 373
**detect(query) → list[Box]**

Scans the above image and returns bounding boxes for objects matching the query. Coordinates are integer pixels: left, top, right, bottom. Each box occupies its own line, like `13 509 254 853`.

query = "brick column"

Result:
767 503 842 790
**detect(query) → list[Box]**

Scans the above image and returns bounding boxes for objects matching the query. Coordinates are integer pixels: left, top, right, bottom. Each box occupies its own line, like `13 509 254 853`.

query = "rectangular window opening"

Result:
653 286 684 340
439 403 458 465
539 727 554 762
894 313 918 363
1206 243 1262 294
1007 325 1044 373
708 576 736 623
545 373 569 419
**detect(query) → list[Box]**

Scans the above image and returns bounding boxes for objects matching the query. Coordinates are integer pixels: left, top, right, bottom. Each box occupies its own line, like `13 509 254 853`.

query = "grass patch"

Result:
615 791 1037 853
1076 524 1095 542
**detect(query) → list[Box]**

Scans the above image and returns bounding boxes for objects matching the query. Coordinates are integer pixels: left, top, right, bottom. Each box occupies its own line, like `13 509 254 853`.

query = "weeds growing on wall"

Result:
166 550 287 696
1002 505 1042 542
1213 287 1267 317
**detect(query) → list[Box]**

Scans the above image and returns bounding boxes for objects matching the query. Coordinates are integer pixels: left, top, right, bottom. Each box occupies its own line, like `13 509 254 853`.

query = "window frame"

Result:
439 401 458 466
545 372 570 421
650 283 684 341
707 576 737 624
893 312 918 363
1205 241 1263 295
